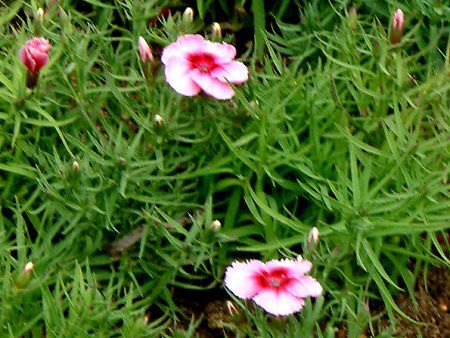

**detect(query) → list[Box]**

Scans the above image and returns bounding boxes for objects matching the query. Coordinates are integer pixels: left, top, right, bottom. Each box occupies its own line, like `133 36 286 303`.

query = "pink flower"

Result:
390 9 405 44
161 34 248 100
224 259 322 316
20 37 50 75
138 36 153 63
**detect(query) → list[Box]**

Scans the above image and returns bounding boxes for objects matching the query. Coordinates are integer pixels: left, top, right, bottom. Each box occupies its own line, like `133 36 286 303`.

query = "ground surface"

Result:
390 265 450 337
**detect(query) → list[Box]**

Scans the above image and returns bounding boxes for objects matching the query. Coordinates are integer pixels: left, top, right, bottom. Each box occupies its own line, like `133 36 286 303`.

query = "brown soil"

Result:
165 298 238 337
384 265 450 337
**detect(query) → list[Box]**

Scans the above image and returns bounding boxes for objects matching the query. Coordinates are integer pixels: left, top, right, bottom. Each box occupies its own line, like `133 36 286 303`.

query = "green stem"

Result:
251 0 266 60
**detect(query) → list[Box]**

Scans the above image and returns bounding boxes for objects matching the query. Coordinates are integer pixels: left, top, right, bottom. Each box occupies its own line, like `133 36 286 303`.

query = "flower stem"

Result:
26 72 39 89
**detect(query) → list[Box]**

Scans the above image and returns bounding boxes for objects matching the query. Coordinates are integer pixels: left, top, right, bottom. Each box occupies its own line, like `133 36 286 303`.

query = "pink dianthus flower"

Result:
161 34 248 100
224 259 322 316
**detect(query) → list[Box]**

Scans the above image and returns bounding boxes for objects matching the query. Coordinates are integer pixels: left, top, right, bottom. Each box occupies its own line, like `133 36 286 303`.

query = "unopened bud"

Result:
72 160 80 172
143 312 151 324
210 219 221 232
390 9 404 44
154 114 164 125
118 157 126 165
138 36 153 63
15 262 34 288
183 7 194 23
58 6 70 29
348 5 357 31
438 303 448 313
307 227 320 246
212 22 222 39
36 8 44 23
249 100 259 109
24 262 34 272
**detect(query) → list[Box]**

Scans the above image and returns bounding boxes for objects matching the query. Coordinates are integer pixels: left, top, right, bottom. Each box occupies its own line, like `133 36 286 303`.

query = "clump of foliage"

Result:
0 0 448 336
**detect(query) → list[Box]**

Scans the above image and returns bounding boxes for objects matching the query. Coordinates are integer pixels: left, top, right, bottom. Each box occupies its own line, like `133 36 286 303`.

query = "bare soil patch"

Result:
384 265 450 337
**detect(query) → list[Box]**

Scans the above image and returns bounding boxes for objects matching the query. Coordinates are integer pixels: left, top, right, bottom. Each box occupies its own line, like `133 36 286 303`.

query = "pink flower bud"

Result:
19 37 50 75
138 36 153 63
392 9 404 32
390 9 404 44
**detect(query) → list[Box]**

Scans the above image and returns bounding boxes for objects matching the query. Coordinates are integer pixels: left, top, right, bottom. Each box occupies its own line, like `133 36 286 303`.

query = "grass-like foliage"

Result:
0 0 449 336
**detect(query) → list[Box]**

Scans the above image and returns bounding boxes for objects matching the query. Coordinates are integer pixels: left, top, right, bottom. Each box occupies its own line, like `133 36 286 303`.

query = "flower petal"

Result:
28 47 49 72
190 69 235 100
286 276 323 298
266 259 313 278
29 37 51 52
224 260 265 299
164 60 201 96
161 34 206 65
253 290 305 316
211 61 249 84
204 41 236 62
20 47 36 74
